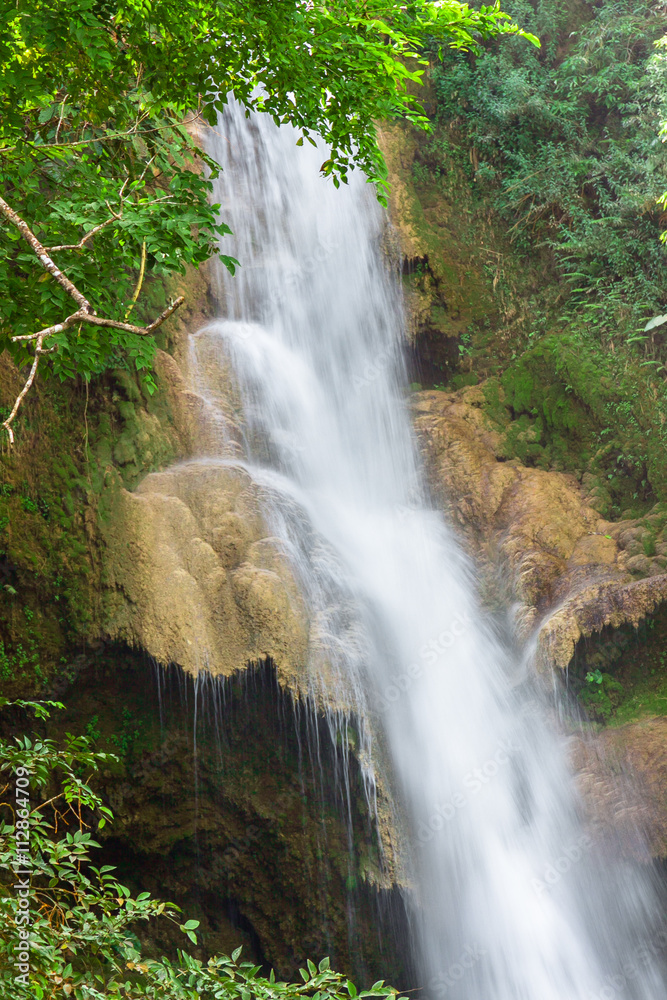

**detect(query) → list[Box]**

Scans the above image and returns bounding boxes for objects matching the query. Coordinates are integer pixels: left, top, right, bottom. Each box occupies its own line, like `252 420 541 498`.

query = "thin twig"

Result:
54 92 68 143
46 214 119 252
0 196 185 442
135 154 157 188
46 176 128 251
503 167 546 193
145 296 185 333
124 241 147 320
46 192 178 255
2 336 46 445
30 792 65 816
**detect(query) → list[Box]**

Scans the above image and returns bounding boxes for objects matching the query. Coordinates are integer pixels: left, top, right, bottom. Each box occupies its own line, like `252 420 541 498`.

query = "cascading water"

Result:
189 103 667 998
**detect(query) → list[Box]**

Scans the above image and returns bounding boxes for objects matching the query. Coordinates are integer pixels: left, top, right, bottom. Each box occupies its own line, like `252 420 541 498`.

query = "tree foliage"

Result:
430 0 667 343
0 0 535 437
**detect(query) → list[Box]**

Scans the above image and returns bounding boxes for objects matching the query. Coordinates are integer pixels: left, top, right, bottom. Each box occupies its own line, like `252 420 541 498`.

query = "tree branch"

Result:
125 241 147 320
46 214 120 252
0 195 91 311
2 335 47 445
0 196 185 444
45 176 128 252
11 298 185 345
145 296 185 333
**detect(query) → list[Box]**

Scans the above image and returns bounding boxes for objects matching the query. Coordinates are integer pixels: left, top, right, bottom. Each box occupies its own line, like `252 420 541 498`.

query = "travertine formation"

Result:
412 385 667 669
571 718 667 860
412 384 667 856
102 459 308 684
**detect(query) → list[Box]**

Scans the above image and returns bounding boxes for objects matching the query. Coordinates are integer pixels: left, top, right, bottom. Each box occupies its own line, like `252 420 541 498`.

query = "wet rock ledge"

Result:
413 384 667 859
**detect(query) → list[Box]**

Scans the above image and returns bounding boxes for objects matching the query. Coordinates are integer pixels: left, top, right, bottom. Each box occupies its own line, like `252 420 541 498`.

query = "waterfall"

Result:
189 102 667 999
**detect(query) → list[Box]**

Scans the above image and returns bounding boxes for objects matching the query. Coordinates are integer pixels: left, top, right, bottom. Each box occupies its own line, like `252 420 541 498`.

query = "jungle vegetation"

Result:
0 0 534 440
407 0 667 524
431 0 667 343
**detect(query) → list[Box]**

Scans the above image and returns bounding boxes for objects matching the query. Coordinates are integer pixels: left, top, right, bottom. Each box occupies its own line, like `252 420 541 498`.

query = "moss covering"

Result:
0 279 186 698
43 648 413 986
572 605 667 727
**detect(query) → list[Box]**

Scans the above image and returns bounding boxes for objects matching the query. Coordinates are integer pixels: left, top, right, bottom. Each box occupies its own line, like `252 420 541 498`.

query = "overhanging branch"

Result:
0 195 185 444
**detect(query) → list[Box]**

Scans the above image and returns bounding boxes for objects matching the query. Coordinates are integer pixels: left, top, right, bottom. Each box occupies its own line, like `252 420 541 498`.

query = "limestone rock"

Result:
571 718 667 859
536 576 667 672
102 461 308 686
413 386 667 659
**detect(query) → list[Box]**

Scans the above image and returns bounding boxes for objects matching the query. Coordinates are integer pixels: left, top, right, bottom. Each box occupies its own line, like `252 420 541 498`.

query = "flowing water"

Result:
190 103 667 999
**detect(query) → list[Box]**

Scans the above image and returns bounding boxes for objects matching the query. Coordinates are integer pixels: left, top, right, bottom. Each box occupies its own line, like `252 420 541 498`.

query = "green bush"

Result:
579 670 626 721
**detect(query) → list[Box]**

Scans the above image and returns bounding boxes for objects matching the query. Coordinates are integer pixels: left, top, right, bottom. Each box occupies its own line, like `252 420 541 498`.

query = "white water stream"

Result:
191 104 667 999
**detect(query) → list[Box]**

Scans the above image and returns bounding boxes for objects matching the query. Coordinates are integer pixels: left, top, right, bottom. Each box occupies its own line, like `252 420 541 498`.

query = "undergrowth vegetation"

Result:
432 0 667 346
0 700 403 999
409 0 667 519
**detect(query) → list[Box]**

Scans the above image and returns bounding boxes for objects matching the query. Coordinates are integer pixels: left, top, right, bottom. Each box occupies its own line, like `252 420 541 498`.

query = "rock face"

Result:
97 276 408 896
98 264 310 688
102 461 308 684
412 385 667 668
412 384 667 856
50 649 411 984
571 718 667 860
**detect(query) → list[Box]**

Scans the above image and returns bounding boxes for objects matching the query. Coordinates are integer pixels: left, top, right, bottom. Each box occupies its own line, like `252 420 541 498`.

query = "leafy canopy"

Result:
0 0 536 405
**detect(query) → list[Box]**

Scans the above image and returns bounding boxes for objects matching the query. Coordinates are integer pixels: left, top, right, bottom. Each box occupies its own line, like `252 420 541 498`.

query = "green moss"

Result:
449 372 479 390
610 676 667 728
572 608 667 727
0 336 182 697
463 332 667 517
43 650 412 984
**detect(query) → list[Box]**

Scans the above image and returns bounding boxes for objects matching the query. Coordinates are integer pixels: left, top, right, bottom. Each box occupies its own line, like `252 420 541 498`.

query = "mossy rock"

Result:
473 333 667 518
